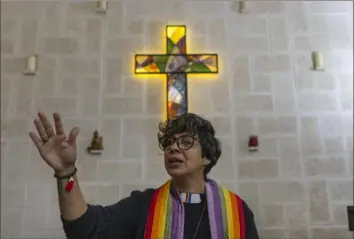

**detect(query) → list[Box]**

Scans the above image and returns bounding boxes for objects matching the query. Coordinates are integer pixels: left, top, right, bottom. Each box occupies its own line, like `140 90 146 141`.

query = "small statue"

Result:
87 130 103 154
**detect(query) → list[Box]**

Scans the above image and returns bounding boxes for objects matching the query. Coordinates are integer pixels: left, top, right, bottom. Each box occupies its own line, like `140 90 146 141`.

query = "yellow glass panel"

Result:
199 55 213 61
167 26 186 45
136 67 149 73
136 56 148 65
205 64 218 72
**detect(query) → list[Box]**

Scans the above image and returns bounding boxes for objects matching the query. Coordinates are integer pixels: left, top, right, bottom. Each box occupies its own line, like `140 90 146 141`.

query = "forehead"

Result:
173 132 190 137
172 132 198 139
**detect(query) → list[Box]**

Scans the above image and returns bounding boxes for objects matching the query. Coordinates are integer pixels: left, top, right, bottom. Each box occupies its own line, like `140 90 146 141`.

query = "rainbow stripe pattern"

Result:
144 179 246 239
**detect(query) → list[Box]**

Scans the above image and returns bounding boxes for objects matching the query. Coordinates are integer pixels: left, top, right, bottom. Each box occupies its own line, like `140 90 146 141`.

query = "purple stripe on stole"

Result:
206 183 218 239
180 201 185 239
171 197 179 239
171 188 181 239
210 180 224 239
171 187 184 239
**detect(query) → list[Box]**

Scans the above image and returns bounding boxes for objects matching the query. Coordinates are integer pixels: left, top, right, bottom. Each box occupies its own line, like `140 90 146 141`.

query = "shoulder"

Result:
218 185 255 220
94 188 157 223
99 188 156 212
229 191 255 218
239 198 255 219
229 193 259 238
110 188 154 204
239 199 259 238
129 188 156 201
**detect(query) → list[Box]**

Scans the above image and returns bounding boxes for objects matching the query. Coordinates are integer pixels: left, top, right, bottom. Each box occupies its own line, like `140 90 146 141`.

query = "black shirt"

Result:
62 189 259 239
184 195 211 238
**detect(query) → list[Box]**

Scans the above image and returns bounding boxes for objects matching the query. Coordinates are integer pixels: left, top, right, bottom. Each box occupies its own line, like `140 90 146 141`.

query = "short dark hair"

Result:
157 113 222 178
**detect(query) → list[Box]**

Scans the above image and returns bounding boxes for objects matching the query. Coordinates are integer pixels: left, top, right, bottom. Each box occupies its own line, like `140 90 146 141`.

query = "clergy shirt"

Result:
183 193 211 239
62 188 259 239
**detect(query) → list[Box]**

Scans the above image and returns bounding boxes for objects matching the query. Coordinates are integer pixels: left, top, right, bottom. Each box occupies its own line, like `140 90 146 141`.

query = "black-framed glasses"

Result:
159 135 199 151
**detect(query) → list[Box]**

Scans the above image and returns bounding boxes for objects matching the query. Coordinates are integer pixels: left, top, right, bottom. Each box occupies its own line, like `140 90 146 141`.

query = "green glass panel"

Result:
167 38 175 54
154 55 168 71
187 63 212 72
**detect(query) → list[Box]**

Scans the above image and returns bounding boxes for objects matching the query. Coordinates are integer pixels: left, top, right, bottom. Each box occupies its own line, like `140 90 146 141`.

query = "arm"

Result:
243 201 260 239
57 167 87 221
58 171 142 239
29 112 142 239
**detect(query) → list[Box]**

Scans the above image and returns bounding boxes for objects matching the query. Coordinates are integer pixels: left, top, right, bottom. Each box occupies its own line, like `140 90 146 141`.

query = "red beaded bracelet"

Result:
54 168 77 192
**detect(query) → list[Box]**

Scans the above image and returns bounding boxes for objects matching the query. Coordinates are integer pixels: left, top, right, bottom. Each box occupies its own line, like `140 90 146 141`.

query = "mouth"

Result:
168 157 184 165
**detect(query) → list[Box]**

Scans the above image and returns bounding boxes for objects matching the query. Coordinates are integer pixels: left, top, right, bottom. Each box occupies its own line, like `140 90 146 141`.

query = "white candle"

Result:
24 55 38 75
312 51 324 70
96 1 107 13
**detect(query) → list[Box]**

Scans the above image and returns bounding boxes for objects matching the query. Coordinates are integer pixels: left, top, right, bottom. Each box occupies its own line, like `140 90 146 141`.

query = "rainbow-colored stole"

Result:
144 179 246 239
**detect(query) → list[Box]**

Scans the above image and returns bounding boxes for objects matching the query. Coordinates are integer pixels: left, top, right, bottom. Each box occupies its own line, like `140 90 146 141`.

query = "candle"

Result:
312 51 324 70
24 55 38 75
96 1 107 13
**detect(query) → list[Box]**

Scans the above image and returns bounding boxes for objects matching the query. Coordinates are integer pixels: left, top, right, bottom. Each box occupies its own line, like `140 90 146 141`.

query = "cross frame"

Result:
135 25 219 120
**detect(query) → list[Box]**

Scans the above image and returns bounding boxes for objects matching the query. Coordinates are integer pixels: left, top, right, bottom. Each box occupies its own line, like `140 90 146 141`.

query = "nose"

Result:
169 140 180 152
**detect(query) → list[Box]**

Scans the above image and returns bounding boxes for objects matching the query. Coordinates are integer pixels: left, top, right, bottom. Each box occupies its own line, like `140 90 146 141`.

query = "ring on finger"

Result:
42 136 49 144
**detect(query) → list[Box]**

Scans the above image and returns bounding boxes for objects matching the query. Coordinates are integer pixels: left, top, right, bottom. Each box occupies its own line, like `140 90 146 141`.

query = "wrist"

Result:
55 166 77 193
55 165 77 178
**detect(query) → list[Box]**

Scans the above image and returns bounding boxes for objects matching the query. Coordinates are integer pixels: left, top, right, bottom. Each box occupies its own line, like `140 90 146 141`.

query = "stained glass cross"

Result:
135 25 219 120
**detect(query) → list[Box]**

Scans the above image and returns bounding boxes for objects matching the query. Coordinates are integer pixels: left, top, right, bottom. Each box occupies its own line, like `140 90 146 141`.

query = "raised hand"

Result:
29 112 80 176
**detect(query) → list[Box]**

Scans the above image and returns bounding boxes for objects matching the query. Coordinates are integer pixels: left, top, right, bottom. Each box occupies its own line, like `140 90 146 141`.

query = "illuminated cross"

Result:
135 25 219 120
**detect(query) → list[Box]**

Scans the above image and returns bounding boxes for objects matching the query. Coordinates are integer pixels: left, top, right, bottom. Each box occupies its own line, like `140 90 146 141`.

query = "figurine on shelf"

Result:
87 130 103 154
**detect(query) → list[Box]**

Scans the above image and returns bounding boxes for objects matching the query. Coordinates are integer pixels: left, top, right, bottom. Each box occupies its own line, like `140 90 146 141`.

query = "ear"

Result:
203 158 211 165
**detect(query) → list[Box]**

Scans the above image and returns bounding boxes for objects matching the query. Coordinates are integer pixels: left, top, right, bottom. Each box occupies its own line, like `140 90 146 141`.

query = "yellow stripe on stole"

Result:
222 187 234 238
158 182 170 238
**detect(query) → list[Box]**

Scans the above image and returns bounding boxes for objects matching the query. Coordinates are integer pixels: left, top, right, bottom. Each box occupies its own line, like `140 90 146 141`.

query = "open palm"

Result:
29 112 80 174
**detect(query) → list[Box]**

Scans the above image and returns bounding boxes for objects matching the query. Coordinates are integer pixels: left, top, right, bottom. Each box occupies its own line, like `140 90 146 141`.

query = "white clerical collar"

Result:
180 192 202 203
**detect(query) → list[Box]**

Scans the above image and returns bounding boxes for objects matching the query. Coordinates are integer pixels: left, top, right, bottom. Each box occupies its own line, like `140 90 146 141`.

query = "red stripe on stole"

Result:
144 188 161 239
236 195 246 239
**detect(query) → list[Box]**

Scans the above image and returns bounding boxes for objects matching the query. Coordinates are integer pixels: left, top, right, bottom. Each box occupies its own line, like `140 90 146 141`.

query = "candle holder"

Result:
248 135 258 151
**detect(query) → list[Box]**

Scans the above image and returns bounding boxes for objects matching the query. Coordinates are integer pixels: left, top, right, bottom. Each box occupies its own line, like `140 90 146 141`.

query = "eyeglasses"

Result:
159 135 200 151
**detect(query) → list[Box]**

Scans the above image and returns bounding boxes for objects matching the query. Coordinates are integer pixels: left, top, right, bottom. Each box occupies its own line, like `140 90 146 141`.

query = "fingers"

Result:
68 127 80 145
34 118 49 141
53 112 65 136
29 131 44 154
29 132 67 156
38 112 55 137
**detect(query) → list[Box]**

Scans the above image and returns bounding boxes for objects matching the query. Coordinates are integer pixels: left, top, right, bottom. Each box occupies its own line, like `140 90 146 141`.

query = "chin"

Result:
166 168 187 177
